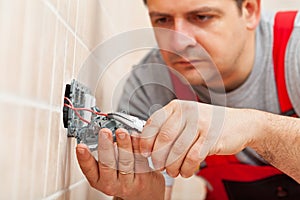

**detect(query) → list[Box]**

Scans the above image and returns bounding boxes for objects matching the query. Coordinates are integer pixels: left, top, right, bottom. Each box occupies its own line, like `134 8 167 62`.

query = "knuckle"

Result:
169 99 180 107
120 144 132 151
119 159 134 170
101 184 115 196
121 187 134 197
141 124 159 140
158 128 174 143
180 170 193 178
171 140 186 155
82 165 95 176
166 168 179 178
99 159 116 169
185 153 199 166
139 140 152 153
187 148 201 163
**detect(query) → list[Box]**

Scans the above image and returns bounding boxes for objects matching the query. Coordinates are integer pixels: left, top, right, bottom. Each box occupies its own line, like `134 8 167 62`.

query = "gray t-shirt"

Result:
117 11 300 166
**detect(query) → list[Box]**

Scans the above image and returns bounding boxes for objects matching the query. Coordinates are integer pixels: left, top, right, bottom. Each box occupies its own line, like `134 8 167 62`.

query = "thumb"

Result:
76 144 99 186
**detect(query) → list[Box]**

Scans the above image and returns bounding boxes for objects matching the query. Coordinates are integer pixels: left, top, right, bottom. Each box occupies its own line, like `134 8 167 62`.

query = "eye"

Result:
152 17 173 26
191 15 213 23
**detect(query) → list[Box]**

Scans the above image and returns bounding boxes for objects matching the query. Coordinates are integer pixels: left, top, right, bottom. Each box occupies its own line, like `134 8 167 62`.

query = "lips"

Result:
172 59 205 68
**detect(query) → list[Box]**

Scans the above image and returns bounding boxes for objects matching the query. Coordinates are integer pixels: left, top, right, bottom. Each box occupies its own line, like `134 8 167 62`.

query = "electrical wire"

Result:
64 97 108 124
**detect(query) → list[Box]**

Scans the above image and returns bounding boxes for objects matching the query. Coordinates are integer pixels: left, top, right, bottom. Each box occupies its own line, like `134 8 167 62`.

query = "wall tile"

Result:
36 2 57 104
73 41 90 80
63 181 89 200
57 0 70 25
29 109 51 199
88 187 112 200
15 106 38 199
76 0 100 49
65 31 75 79
0 0 26 94
44 111 61 196
0 103 22 199
47 0 58 10
52 22 68 107
67 0 78 31
18 1 45 100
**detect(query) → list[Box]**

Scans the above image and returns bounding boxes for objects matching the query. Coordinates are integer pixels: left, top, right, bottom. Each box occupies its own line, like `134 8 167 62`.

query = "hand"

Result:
76 128 165 200
139 100 259 178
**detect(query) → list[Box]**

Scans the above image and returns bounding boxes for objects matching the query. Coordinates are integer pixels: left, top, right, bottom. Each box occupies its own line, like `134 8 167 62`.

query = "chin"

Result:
181 73 204 86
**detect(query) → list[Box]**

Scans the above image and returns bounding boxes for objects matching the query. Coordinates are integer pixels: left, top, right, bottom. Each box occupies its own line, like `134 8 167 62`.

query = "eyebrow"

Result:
149 12 171 18
149 6 224 18
189 7 224 15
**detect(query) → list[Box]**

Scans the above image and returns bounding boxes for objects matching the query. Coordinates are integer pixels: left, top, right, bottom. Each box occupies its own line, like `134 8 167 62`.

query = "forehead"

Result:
147 0 236 14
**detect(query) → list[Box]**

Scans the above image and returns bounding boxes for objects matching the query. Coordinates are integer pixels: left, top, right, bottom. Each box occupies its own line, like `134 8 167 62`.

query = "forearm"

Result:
250 111 300 183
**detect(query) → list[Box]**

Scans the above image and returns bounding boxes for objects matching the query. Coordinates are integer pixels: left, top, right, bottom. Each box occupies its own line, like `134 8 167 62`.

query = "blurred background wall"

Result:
0 0 299 199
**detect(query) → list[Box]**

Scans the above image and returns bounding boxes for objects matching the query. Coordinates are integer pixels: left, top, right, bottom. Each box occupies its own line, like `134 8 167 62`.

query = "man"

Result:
76 0 300 199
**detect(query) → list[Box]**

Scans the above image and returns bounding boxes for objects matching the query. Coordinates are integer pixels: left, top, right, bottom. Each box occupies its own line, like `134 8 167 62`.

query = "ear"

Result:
242 0 261 30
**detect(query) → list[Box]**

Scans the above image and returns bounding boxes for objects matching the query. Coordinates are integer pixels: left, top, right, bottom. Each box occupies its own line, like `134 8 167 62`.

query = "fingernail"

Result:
77 147 85 155
118 132 126 140
100 130 108 139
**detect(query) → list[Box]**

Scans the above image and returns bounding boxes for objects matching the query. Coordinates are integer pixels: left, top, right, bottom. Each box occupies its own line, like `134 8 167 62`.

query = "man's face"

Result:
147 0 256 90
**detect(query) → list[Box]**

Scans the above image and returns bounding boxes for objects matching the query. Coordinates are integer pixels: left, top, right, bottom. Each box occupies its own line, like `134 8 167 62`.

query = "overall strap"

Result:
273 11 298 117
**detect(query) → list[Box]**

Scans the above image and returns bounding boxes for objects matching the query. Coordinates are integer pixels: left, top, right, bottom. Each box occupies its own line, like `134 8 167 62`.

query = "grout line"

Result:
11 105 24 200
71 0 80 77
0 93 60 113
54 1 70 191
43 0 59 194
11 1 30 197
30 107 42 199
29 2 48 198
42 0 90 52
18 1 30 94
96 0 117 33
42 179 87 200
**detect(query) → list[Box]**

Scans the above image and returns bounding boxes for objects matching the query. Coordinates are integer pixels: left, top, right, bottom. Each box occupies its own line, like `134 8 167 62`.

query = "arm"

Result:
139 100 300 182
250 111 300 182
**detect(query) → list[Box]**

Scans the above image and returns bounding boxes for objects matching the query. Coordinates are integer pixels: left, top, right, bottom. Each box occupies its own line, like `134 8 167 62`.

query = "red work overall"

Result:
169 11 300 200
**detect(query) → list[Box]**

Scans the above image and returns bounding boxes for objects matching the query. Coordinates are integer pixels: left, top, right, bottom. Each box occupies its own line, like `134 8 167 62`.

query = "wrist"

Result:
246 109 268 150
246 110 268 149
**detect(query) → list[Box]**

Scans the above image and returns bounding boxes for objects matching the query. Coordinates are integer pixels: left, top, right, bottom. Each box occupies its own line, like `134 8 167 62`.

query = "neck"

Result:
223 33 256 93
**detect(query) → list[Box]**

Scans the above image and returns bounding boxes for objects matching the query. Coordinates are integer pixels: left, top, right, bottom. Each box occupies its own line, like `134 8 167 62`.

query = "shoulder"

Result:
256 11 300 115
138 48 164 64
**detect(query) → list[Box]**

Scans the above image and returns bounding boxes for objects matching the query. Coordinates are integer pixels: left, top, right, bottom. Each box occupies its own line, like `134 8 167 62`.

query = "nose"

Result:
170 19 197 53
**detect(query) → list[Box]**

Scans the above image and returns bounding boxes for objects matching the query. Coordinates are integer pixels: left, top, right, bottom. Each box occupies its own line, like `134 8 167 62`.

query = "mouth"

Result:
172 59 206 68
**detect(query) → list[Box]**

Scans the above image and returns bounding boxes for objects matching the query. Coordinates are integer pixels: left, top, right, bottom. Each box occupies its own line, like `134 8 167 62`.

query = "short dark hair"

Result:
143 0 245 11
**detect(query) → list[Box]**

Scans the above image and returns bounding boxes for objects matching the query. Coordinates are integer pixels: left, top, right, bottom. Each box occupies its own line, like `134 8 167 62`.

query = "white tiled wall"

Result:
262 0 300 11
0 0 149 199
0 0 299 200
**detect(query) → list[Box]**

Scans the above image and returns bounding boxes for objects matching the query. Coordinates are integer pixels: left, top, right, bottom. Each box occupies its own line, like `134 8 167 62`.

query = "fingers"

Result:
165 124 199 177
180 135 209 177
131 134 152 174
115 129 134 183
139 100 178 158
98 128 117 184
151 110 185 170
76 143 100 187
